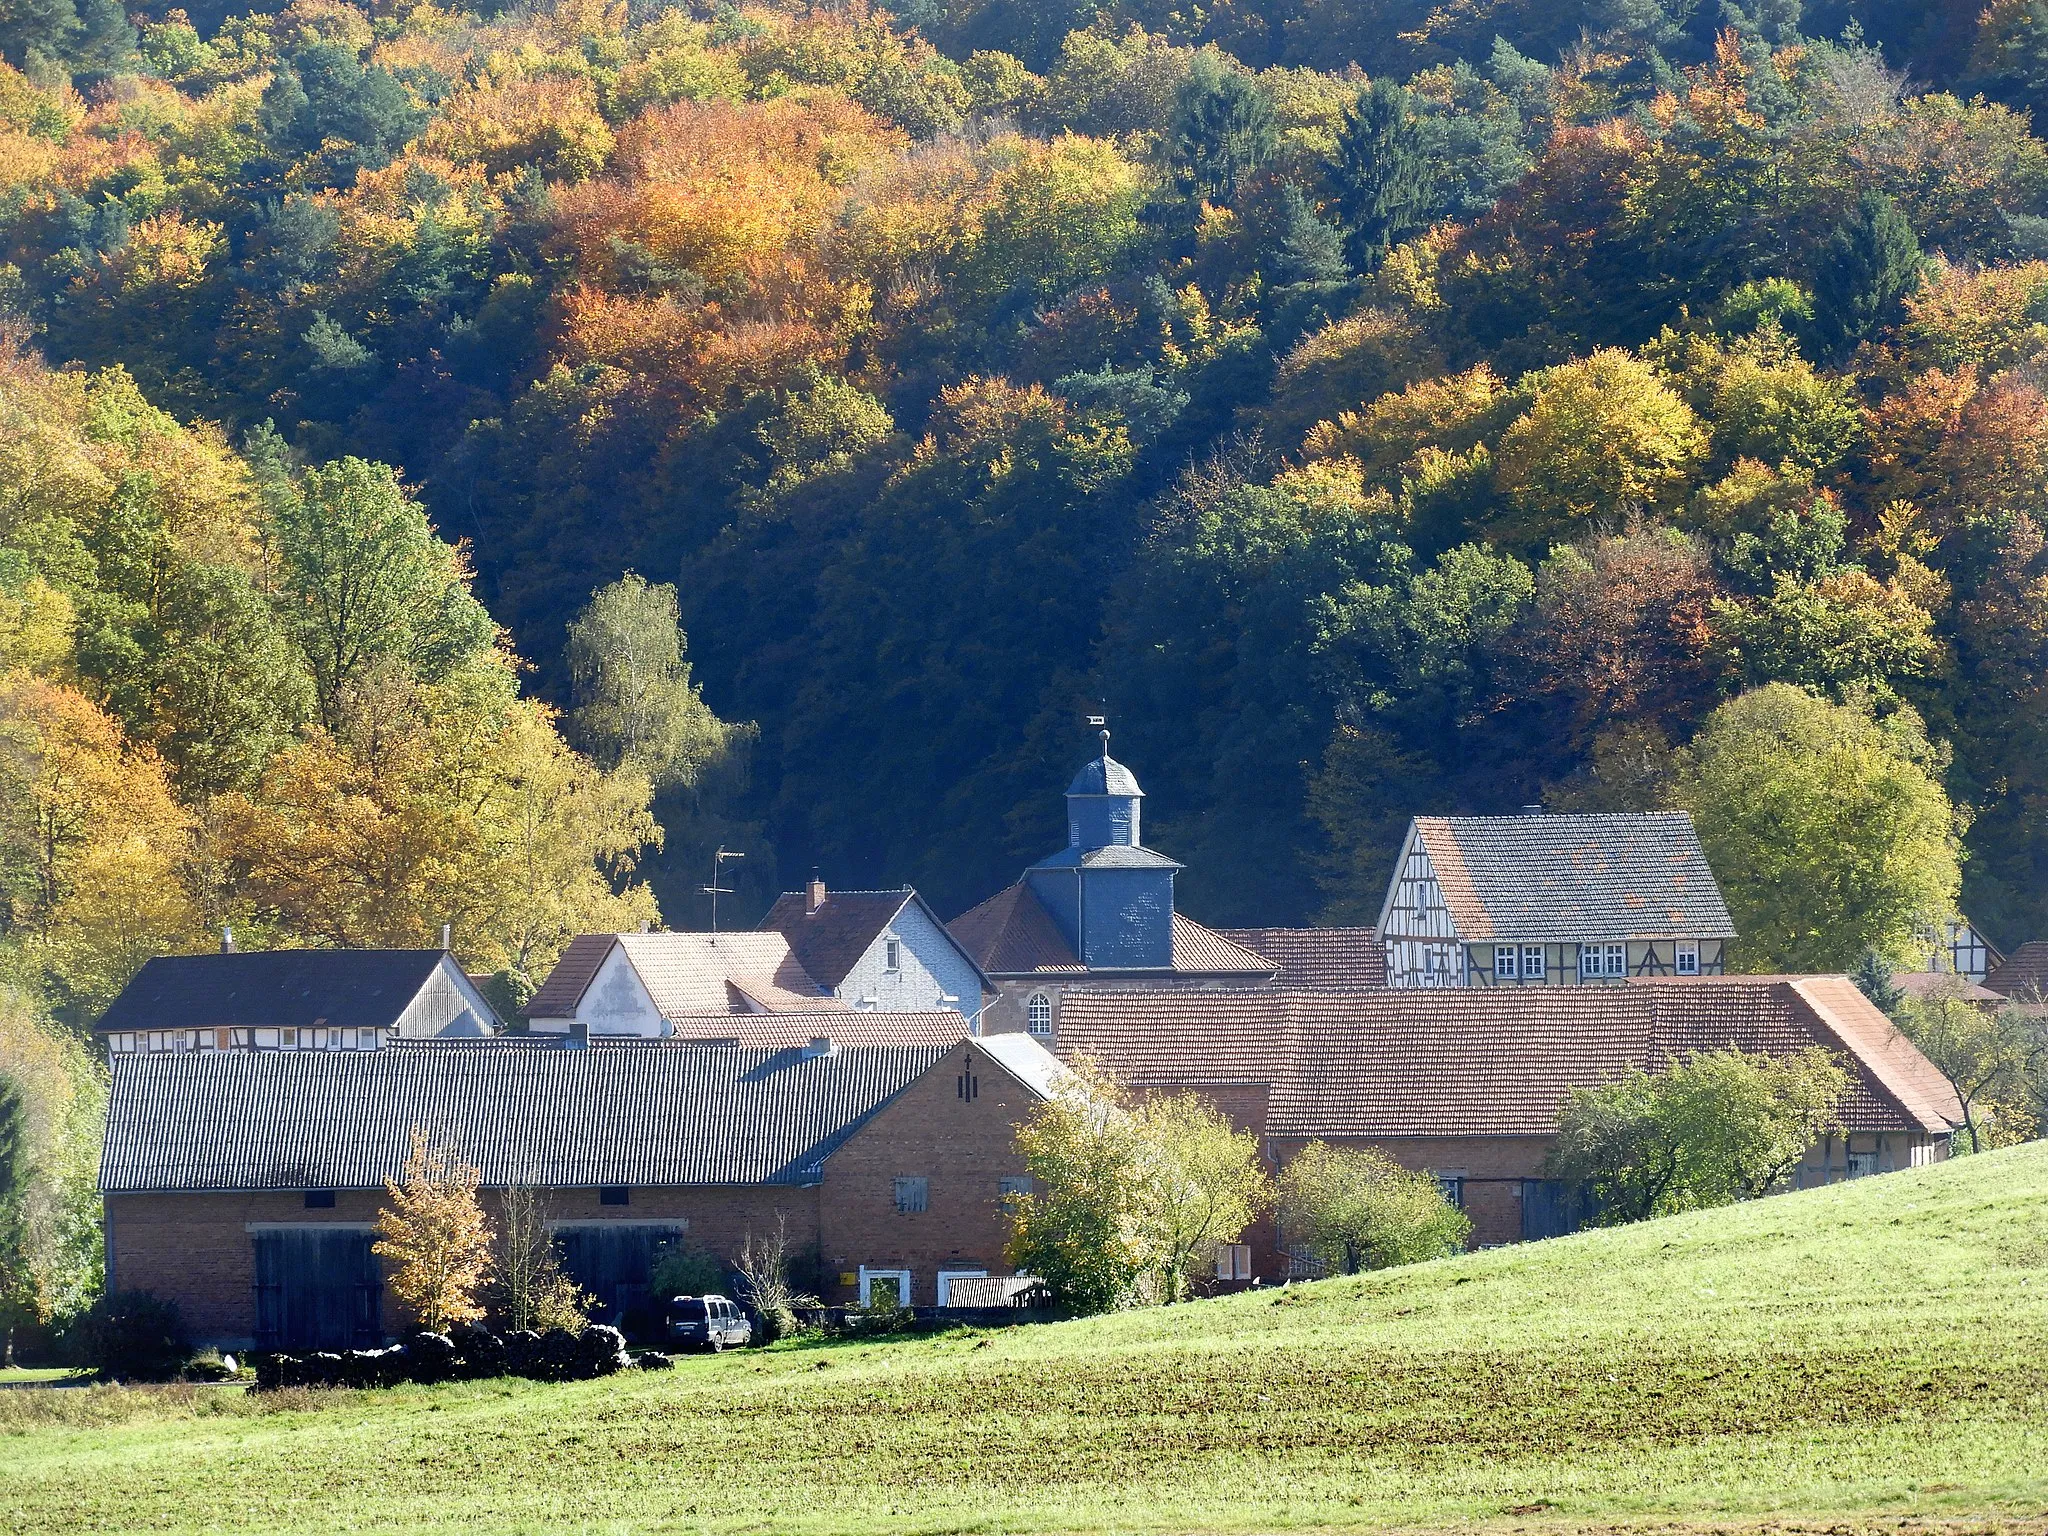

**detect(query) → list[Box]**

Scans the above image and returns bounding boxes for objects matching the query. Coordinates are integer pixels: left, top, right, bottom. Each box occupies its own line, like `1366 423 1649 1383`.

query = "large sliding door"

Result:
252 1228 383 1350
554 1225 687 1323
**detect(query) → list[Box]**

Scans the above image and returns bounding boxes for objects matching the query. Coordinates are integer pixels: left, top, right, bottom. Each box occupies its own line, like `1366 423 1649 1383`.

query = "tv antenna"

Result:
703 846 744 934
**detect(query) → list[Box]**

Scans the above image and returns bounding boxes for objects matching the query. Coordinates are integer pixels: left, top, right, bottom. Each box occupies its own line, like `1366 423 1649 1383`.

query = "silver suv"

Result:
666 1294 753 1352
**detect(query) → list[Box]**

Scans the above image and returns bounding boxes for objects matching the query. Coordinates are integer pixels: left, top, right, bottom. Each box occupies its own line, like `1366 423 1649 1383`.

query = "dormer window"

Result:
1026 992 1052 1037
884 937 901 973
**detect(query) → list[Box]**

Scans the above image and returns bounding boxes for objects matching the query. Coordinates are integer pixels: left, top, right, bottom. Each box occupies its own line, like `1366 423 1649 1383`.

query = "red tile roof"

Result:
1216 927 1385 989
949 886 1274 977
1056 977 1962 1141
1985 940 2048 1000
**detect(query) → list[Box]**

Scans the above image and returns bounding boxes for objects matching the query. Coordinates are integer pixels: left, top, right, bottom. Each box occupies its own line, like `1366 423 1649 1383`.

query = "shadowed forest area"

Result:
0 0 2045 981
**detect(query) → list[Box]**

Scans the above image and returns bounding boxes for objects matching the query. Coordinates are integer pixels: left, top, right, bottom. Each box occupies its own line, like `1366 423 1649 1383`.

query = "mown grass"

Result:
3 1142 2046 1536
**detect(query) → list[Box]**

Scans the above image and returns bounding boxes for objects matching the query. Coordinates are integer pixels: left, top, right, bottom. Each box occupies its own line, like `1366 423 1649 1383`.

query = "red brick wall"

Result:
817 1039 1039 1306
105 1040 1045 1343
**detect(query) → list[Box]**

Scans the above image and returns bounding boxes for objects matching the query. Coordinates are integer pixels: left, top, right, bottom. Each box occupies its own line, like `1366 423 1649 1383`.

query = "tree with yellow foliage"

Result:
373 1128 493 1335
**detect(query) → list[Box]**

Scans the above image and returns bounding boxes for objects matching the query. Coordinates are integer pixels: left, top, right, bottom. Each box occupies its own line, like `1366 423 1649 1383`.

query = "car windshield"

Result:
672 1299 708 1319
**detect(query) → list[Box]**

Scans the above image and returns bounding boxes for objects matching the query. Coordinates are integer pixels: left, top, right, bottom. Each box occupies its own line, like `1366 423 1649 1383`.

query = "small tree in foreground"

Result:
1548 1049 1849 1224
1007 1063 1269 1312
732 1216 819 1341
490 1181 589 1335
1007 1062 1149 1315
374 1129 493 1334
1276 1143 1470 1275
1133 1093 1271 1303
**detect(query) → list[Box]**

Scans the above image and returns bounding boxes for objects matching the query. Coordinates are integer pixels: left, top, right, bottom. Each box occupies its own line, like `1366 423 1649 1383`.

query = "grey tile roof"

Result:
947 884 1272 976
1402 813 1735 942
1067 752 1142 797
1029 844 1184 870
96 951 472 1036
99 1042 953 1194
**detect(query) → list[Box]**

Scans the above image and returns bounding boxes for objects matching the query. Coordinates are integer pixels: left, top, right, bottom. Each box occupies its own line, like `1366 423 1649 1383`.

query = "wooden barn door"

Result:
252 1229 383 1350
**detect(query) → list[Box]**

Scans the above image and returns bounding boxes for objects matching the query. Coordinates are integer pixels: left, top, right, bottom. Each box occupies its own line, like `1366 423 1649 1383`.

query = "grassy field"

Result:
3 1143 2045 1536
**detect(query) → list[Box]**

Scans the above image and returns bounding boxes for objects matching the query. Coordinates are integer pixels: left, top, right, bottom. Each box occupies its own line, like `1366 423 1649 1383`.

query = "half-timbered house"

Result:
1376 811 1736 988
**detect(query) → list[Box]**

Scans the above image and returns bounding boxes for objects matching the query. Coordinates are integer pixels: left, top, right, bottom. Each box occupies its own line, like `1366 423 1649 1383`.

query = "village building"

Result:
1376 812 1736 988
949 733 1282 1044
1055 975 1963 1261
1918 917 2004 983
1983 940 2048 1000
527 885 988 1037
96 948 500 1057
98 1033 1063 1351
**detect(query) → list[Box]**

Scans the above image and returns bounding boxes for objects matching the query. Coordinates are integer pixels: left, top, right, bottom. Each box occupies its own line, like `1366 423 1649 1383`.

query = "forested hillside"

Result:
3 0 2046 960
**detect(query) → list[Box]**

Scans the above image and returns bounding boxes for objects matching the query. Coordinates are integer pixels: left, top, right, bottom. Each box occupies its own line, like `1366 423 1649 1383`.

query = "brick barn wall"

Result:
107 1185 828 1350
1267 1134 1557 1250
817 1039 1038 1306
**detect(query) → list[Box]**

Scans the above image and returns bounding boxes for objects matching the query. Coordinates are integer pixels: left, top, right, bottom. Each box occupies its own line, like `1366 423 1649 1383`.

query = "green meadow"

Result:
4 1142 2045 1536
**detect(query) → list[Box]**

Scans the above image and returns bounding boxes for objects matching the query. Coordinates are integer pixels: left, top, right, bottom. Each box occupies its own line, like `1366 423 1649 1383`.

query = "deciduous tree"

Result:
374 1128 493 1335
1275 1142 1469 1274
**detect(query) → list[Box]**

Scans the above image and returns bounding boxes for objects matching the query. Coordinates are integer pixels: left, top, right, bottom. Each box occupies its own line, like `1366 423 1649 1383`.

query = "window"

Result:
1580 942 1625 979
998 1175 1032 1199
859 1268 910 1308
1674 940 1700 976
1846 1151 1879 1179
303 1190 336 1209
1494 945 1518 980
1522 946 1546 981
1434 1174 1467 1208
599 1187 631 1206
893 1176 929 1214
1214 1243 1252 1281
883 937 901 972
1025 992 1053 1037
281 1028 298 1049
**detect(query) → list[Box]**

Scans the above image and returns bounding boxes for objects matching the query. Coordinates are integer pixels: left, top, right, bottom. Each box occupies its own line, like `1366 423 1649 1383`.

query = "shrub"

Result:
649 1239 727 1301
74 1291 190 1382
1276 1144 1470 1274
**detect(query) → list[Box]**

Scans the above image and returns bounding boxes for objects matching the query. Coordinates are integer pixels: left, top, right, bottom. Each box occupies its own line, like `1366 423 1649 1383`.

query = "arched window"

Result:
1026 991 1053 1037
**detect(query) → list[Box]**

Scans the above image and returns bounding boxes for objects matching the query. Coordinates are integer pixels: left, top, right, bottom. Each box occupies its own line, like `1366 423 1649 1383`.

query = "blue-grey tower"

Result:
1023 730 1181 969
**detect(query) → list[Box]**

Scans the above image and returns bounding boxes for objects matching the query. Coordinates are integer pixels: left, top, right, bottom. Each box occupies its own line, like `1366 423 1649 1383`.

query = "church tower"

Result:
1023 731 1181 969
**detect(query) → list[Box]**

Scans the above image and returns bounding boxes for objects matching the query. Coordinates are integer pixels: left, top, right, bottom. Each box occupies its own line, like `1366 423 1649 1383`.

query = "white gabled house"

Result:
1376 811 1737 988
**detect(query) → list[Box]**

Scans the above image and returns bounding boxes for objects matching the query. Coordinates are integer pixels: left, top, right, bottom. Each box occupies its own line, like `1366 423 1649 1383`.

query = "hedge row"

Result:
253 1323 671 1390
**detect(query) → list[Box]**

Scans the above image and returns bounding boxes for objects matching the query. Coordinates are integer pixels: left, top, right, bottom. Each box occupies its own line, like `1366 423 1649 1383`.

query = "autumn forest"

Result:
0 0 2043 1038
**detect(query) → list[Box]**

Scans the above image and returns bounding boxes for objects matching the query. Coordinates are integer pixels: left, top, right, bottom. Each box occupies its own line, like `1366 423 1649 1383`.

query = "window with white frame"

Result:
893 1176 929 1214
859 1267 911 1308
884 937 901 972
1025 991 1053 1037
1214 1243 1252 1281
1580 942 1625 978
1494 945 1519 980
1522 945 1546 981
1674 940 1700 976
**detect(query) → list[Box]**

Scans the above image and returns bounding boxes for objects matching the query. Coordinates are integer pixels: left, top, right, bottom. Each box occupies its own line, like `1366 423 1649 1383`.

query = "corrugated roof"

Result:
654 1011 969 1048
1399 813 1736 942
974 1032 1069 1100
1985 941 2048 1000
1055 977 1961 1140
99 1043 954 1194
1216 928 1384 989
97 951 470 1037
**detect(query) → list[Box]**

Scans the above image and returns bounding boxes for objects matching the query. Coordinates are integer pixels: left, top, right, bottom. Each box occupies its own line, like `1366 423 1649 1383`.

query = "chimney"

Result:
638 918 652 934
1520 803 1544 816
440 922 452 950
220 925 235 955
806 871 827 915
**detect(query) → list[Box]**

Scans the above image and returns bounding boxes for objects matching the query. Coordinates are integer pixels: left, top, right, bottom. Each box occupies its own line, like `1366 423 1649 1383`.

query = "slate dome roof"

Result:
1067 751 1143 797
